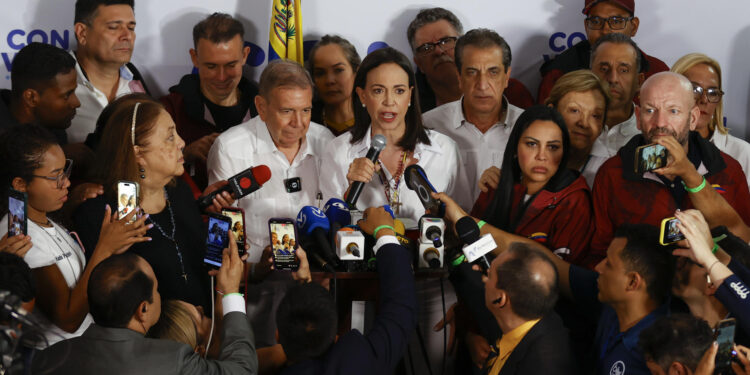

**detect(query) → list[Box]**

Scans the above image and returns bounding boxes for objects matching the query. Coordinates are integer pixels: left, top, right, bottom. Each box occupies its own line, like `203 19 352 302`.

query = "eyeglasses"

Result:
692 84 724 103
584 16 633 30
415 36 458 56
31 159 73 189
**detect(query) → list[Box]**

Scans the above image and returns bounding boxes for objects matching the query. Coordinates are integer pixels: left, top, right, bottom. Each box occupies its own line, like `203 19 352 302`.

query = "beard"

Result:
646 117 691 146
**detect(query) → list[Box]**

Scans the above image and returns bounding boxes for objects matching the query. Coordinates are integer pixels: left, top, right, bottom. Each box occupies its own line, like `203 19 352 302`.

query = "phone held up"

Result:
7 189 28 236
203 213 232 268
117 180 139 223
659 217 686 246
269 218 299 271
714 318 736 374
221 207 246 256
635 143 668 175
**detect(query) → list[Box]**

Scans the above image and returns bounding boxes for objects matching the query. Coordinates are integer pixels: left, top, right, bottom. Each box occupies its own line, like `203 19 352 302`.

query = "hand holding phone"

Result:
635 143 668 174
221 207 246 256
7 189 27 237
117 181 139 224
203 214 232 268
269 218 298 271
660 217 686 245
715 318 737 374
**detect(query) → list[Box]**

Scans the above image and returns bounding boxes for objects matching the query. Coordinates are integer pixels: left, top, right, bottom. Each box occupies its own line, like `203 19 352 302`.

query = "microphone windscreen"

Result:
295 206 330 236
251 164 272 185
393 219 406 236
456 216 481 244
324 198 351 226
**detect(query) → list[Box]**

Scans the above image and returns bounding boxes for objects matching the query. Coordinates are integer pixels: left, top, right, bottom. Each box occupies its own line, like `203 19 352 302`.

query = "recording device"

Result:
203 213 232 268
269 218 299 271
296 206 339 270
659 217 686 245
714 318 736 374
404 164 446 217
117 180 139 224
335 227 365 261
197 165 272 210
635 143 668 174
221 207 246 256
345 134 386 208
417 217 445 269
7 189 27 237
457 216 496 270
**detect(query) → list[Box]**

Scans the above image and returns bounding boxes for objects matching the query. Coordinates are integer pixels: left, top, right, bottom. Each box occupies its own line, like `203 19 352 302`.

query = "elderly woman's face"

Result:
683 63 720 133
139 110 186 183
556 89 606 153
356 62 413 134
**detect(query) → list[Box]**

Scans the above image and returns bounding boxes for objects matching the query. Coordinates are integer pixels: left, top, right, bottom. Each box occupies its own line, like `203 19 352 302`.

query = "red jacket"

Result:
590 133 750 267
537 40 669 104
472 173 594 266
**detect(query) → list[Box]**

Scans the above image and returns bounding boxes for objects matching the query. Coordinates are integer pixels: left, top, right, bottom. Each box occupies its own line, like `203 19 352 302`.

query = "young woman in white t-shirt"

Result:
0 125 152 347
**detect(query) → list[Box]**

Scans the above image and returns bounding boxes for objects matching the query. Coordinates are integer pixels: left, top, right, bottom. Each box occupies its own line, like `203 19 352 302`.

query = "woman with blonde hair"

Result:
671 53 750 185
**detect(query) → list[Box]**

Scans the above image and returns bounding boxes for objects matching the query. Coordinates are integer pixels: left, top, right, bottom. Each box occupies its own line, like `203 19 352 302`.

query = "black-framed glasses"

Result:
693 84 724 103
31 159 73 189
584 16 633 30
415 36 458 56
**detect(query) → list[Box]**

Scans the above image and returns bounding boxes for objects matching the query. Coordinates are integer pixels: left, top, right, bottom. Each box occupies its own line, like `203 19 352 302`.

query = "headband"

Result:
131 102 141 146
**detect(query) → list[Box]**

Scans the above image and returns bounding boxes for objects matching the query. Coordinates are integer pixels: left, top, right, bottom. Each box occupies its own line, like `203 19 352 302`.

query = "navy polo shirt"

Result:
569 265 669 375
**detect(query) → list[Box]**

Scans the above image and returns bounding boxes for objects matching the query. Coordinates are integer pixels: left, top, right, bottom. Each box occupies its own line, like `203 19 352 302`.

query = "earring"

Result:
362 103 366 108
408 103 411 107
139 166 146 179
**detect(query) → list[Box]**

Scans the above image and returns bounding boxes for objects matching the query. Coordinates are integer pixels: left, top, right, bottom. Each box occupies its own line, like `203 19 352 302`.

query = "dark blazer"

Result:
496 312 578 375
280 242 417 375
31 311 257 375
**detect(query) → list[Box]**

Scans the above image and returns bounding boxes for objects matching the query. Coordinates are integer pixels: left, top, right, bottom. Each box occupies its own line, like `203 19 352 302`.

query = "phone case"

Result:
635 144 668 174
221 207 246 256
117 180 139 223
204 213 233 268
269 218 299 271
659 217 684 245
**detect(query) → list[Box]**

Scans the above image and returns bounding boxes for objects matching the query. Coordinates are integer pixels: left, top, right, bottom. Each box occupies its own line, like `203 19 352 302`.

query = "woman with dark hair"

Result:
74 94 235 313
308 34 361 136
443 105 593 265
319 47 470 221
0 124 149 347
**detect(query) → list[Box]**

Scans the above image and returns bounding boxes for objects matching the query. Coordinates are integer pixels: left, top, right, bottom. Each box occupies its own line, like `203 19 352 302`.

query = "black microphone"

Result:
345 134 386 208
296 206 340 269
198 165 272 211
456 216 492 271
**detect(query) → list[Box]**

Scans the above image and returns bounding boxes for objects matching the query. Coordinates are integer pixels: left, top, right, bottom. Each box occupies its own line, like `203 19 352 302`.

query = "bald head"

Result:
637 71 699 146
641 71 695 105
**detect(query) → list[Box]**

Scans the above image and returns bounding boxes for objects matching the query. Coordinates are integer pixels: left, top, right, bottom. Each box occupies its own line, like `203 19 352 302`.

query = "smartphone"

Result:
221 207 246 256
404 165 446 217
203 213 232 268
7 189 27 236
715 318 737 373
269 218 298 271
659 217 686 245
117 180 139 223
635 143 668 174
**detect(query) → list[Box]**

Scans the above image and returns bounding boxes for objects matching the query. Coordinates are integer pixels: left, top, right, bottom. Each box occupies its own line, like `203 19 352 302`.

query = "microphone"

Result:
456 216 496 271
296 206 339 269
345 134 386 208
404 164 446 217
422 247 441 269
324 198 351 234
198 165 271 210
418 217 445 269
335 227 364 260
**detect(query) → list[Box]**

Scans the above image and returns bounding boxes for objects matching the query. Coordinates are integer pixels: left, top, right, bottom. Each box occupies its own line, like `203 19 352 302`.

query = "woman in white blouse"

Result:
320 47 470 222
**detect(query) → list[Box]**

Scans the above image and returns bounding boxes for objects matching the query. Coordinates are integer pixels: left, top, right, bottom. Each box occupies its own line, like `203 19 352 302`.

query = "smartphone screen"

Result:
204 214 232 268
715 319 736 372
221 208 246 256
660 217 686 245
269 218 298 271
8 189 27 236
117 181 138 223
636 144 668 174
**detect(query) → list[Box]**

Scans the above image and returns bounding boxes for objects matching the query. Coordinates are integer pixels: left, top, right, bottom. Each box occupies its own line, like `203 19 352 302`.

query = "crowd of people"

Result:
1 0 750 374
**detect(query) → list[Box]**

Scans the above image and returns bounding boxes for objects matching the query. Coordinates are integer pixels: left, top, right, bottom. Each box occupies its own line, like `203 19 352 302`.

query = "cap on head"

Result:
583 0 635 15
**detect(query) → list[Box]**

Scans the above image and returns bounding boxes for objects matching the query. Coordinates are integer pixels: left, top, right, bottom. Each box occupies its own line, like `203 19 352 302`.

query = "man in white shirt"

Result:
423 28 524 204
590 32 644 154
68 0 148 144
207 59 333 346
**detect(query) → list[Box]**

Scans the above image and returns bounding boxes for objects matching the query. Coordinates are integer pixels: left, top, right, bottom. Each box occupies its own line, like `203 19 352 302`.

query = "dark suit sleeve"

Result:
179 311 258 374
506 315 579 375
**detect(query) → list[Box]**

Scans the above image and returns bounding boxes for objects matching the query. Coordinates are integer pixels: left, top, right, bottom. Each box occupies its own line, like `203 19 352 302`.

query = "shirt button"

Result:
670 184 675 188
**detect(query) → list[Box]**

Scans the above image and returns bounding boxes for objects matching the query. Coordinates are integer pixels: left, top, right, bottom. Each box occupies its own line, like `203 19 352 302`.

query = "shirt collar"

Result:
603 105 638 136
457 96 511 130
621 303 670 352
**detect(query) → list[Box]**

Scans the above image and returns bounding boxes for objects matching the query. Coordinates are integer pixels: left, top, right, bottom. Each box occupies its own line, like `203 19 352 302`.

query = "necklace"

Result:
148 190 188 283
377 151 408 215
30 219 80 279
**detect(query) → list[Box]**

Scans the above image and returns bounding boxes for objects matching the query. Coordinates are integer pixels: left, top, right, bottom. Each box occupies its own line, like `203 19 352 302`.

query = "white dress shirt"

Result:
319 127 471 223
423 97 523 204
207 116 334 262
68 51 147 143
600 105 639 155
711 129 750 187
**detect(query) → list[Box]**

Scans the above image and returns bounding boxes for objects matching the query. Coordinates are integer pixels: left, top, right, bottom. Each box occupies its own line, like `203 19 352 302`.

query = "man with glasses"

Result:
406 7 534 113
537 0 668 104
424 28 524 205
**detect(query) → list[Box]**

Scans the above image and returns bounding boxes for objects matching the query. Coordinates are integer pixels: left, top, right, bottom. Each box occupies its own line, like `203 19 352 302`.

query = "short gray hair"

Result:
590 32 642 73
454 28 512 72
406 7 463 50
258 59 313 98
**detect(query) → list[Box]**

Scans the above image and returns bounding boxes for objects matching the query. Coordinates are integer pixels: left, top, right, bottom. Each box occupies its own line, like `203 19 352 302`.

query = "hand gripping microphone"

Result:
456 216 496 271
345 134 386 208
198 165 272 210
296 206 339 270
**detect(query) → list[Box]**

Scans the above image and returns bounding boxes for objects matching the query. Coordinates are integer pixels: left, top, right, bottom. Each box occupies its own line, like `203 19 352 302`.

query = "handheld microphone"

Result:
345 134 386 208
404 164 446 217
456 216 496 271
324 198 351 234
296 206 339 269
198 165 272 210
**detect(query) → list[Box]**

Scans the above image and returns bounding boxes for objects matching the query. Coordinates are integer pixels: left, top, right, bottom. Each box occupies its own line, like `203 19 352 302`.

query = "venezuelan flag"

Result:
529 232 548 243
712 184 726 194
268 0 304 64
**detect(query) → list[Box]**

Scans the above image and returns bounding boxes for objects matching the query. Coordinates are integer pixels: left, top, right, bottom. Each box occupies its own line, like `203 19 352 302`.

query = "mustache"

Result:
432 55 454 68
647 128 677 139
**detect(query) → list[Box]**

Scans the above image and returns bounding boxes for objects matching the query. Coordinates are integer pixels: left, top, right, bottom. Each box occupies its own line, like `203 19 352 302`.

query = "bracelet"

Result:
682 177 707 193
707 260 722 275
452 254 467 267
477 220 487 229
373 225 395 238
215 288 225 296
222 292 243 298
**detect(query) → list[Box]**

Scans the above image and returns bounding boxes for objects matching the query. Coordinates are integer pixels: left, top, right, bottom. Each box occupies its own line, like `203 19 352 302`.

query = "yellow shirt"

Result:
487 318 541 375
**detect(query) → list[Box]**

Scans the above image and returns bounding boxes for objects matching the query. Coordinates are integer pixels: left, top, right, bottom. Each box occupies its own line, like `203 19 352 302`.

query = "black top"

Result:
73 179 211 312
202 91 252 132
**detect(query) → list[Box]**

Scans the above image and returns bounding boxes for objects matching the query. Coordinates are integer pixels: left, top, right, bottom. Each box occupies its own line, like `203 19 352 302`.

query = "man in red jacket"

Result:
537 0 668 104
160 13 258 190
590 72 750 267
